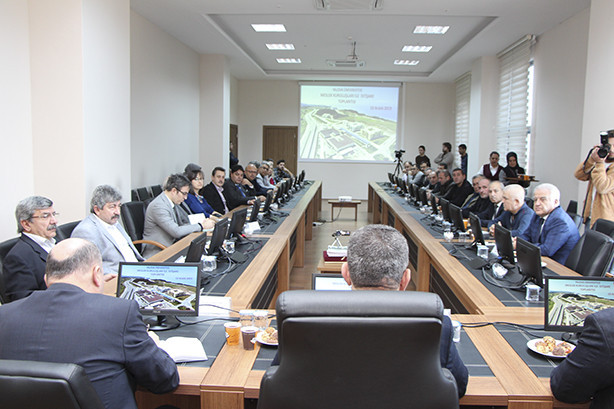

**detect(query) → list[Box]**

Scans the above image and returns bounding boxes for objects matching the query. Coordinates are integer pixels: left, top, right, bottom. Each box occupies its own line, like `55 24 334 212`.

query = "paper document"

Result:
159 337 207 363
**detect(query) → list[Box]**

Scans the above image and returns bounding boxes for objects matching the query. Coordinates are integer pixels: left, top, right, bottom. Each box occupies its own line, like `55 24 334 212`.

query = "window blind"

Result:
496 36 534 169
454 72 471 169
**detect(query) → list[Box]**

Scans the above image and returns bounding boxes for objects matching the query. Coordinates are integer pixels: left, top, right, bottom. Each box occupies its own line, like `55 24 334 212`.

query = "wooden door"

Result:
230 124 238 157
262 126 298 175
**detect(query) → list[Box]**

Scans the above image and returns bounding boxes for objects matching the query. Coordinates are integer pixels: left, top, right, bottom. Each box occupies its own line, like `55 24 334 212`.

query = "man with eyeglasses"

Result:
4 196 58 301
71 185 144 275
142 174 205 258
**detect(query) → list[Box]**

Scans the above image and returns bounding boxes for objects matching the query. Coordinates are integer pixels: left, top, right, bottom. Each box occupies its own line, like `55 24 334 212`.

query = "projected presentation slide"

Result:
300 84 399 161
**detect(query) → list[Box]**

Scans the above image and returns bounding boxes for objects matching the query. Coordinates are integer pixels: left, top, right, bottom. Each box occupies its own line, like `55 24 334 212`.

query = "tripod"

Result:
393 156 404 178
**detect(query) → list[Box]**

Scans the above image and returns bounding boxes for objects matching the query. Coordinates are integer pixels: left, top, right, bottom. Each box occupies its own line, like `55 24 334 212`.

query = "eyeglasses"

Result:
30 212 59 220
194 177 204 181
178 190 189 197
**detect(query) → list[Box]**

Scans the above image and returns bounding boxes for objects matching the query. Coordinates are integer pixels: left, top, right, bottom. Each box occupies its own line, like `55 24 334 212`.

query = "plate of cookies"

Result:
255 327 278 346
527 336 575 358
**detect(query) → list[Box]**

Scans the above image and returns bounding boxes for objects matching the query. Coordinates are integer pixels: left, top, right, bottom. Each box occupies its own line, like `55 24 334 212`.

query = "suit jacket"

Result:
487 203 534 237
551 308 614 409
223 179 252 210
0 283 179 409
519 206 580 264
71 214 144 275
477 202 504 227
246 176 269 196
462 196 490 218
142 193 201 258
3 234 48 302
201 183 229 215
443 180 473 207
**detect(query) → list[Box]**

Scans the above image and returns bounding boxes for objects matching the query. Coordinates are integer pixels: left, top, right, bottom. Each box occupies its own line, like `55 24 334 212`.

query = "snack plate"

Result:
526 338 575 358
255 331 278 346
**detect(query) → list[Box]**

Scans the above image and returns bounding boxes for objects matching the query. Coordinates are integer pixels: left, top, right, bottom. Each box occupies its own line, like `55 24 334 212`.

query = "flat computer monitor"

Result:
299 170 305 183
248 198 260 222
544 276 614 337
311 273 352 291
429 193 439 215
227 208 247 239
516 237 544 287
494 224 515 265
440 198 451 222
410 183 419 201
449 204 466 232
184 231 208 263
117 261 201 330
387 172 395 185
262 189 274 213
419 188 429 206
275 181 285 204
468 213 485 245
207 218 229 256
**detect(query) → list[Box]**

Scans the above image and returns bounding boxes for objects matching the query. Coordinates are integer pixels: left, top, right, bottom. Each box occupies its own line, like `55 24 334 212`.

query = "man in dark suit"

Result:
223 164 264 210
486 184 534 237
3 196 57 302
519 183 580 264
201 166 231 215
340 224 468 397
550 308 614 409
477 180 505 226
0 238 179 409
442 168 474 207
462 176 490 217
244 162 269 196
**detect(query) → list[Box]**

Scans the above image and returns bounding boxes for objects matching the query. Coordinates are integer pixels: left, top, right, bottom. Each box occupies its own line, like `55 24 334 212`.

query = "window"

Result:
454 72 471 168
496 36 534 171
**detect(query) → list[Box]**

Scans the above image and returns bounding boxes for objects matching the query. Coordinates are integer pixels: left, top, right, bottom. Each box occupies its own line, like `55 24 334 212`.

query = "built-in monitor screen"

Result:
430 193 438 215
263 190 274 213
469 213 485 245
117 262 200 316
227 208 247 239
207 218 229 256
544 276 614 332
516 237 544 287
312 273 352 291
299 170 305 183
184 232 208 263
419 188 429 206
449 204 466 232
494 224 515 264
248 198 260 222
440 198 451 222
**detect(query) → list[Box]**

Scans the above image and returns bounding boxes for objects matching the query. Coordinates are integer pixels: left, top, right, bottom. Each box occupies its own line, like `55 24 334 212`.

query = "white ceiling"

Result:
130 0 590 82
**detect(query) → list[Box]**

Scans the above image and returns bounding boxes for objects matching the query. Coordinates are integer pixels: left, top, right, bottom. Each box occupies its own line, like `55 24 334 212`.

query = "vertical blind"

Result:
496 35 534 169
454 72 471 169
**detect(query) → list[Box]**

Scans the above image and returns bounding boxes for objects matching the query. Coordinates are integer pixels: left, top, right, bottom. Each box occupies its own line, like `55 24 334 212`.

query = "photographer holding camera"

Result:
574 130 614 227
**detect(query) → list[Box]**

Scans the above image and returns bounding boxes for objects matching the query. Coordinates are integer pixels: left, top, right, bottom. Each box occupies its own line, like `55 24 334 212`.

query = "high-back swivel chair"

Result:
120 201 166 254
258 290 460 409
565 229 614 277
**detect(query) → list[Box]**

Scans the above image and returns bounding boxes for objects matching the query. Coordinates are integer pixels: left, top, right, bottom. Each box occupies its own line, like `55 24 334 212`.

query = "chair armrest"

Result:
133 240 166 250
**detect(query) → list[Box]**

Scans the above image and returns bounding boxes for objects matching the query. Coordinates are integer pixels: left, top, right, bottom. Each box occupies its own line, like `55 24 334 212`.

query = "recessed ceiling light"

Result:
276 58 301 64
413 26 449 34
394 60 420 66
252 24 286 32
402 45 432 53
266 44 295 50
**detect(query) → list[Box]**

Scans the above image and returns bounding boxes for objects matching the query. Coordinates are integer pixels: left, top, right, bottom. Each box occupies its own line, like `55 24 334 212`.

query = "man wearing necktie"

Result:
486 184 534 237
518 183 580 264
223 164 265 210
72 185 145 275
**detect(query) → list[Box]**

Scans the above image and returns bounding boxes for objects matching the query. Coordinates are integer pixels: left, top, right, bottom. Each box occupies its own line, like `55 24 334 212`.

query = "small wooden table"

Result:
328 200 361 221
317 257 344 274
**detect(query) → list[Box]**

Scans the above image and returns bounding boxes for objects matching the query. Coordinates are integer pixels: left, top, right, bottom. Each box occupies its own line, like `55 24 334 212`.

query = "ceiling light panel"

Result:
266 44 296 50
276 58 302 64
394 60 420 65
413 26 450 34
402 45 433 52
251 24 286 32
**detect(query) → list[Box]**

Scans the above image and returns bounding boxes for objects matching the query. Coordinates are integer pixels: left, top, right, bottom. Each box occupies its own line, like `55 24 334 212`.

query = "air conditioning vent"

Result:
315 0 383 11
326 59 366 68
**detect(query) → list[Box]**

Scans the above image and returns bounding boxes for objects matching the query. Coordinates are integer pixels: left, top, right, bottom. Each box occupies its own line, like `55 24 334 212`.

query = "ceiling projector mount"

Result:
326 38 365 68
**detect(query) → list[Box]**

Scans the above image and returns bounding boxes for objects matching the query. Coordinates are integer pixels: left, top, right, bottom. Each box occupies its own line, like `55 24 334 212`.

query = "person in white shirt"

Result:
3 196 58 301
71 185 144 275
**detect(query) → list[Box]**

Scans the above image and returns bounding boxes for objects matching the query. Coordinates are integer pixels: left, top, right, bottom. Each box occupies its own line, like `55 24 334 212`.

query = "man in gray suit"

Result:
71 185 144 275
142 174 211 258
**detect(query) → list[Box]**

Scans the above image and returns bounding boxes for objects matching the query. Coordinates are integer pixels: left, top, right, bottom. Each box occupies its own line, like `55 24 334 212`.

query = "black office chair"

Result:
0 237 19 304
131 189 139 202
120 201 165 254
565 229 614 277
566 200 578 215
592 218 614 239
150 184 163 197
136 187 152 202
568 213 582 230
54 220 81 242
0 359 104 409
258 290 459 409
525 197 534 209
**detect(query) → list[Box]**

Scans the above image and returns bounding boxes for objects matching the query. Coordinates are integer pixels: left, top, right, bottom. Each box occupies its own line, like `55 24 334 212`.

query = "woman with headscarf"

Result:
499 152 529 187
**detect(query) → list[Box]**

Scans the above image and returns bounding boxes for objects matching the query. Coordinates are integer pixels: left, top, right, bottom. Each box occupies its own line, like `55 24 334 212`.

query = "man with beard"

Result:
434 142 454 169
441 168 473 207
574 130 614 227
3 196 58 301
71 185 144 275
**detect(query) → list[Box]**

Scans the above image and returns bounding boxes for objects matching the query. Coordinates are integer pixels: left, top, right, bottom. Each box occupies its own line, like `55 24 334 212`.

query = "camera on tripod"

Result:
597 130 614 158
395 150 405 160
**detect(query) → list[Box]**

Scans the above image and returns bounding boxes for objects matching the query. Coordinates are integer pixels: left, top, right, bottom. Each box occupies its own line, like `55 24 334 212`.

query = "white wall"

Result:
0 0 33 239
237 80 454 199
130 10 200 188
532 8 589 207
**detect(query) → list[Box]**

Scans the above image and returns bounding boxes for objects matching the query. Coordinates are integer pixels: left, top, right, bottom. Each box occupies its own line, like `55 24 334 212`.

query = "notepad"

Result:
159 337 208 363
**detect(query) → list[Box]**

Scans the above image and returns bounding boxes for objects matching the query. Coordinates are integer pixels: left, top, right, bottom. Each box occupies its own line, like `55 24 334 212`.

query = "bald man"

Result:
0 238 178 409
487 184 535 237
